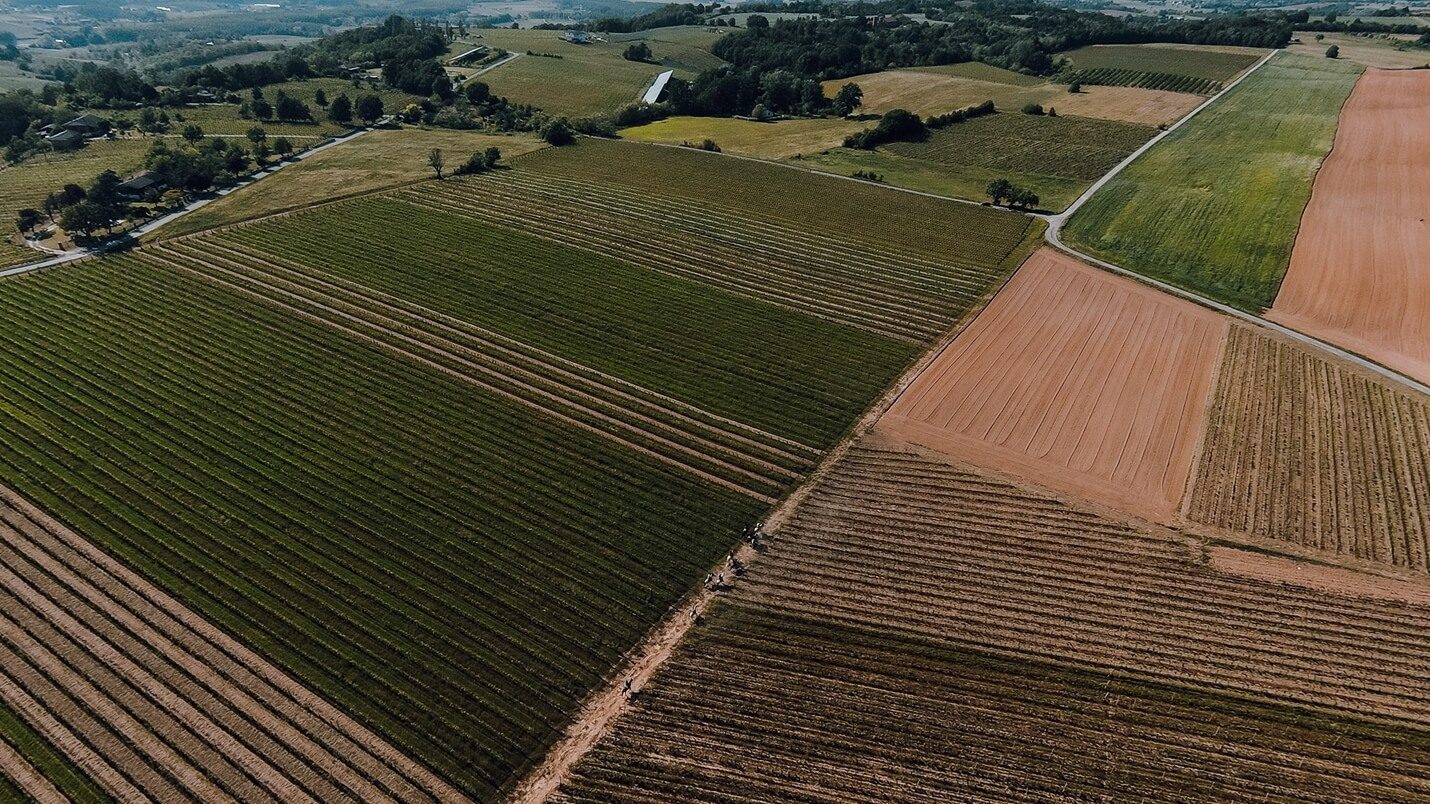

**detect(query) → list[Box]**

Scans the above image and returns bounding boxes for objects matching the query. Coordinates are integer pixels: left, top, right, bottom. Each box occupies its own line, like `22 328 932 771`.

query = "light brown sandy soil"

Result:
1208 546 1430 606
1269 69 1430 386
882 247 1227 522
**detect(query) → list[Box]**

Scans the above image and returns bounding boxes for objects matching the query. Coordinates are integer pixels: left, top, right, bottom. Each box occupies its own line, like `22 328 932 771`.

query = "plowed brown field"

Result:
1187 325 1430 572
1269 69 1430 385
882 248 1226 521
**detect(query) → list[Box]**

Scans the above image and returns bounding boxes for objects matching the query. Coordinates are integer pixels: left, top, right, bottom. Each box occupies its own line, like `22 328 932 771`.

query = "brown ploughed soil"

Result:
1269 69 1430 386
882 247 1226 522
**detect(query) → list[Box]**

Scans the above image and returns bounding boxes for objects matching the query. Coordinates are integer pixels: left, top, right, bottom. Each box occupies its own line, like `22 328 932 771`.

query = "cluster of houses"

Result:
39 114 108 149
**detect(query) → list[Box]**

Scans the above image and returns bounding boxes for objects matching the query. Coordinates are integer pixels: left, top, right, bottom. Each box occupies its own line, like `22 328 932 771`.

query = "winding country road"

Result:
1041 50 1430 398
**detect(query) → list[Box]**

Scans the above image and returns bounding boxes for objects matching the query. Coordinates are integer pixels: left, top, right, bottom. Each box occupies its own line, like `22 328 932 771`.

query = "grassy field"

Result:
0 138 151 268
0 255 771 799
619 116 866 158
0 700 111 803
456 27 718 116
1062 53 1363 311
155 129 547 238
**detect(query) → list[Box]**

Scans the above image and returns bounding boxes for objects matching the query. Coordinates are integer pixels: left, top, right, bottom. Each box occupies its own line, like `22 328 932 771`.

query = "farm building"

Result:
561 30 594 44
449 45 489 65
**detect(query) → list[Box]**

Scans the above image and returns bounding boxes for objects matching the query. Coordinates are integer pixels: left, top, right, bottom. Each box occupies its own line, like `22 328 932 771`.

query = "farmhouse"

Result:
561 30 593 44
117 171 164 200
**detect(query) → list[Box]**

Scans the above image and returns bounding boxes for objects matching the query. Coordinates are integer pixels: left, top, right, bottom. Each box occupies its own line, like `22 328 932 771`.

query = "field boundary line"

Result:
1043 50 1430 398
505 232 1030 804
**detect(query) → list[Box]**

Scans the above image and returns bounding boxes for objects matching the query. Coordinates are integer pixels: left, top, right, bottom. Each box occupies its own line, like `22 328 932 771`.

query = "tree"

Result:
181 124 204 144
1068 81 1082 93
356 94 385 124
428 147 445 179
272 137 293 156
1021 103 1045 115
328 93 354 124
833 82 863 116
275 90 312 121
1325 44 1340 58
986 178 1014 205
60 200 106 238
541 118 575 146
251 96 273 119
483 146 501 168
15 208 42 234
623 42 653 62
1010 187 1040 209
746 14 769 29
246 125 267 145
466 81 491 105
314 87 328 107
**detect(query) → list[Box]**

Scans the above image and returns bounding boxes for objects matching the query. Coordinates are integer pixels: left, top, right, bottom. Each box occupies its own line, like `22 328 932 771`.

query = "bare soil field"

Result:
0 483 466 803
1186 325 1430 573
882 248 1226 521
1269 69 1430 386
554 438 1430 801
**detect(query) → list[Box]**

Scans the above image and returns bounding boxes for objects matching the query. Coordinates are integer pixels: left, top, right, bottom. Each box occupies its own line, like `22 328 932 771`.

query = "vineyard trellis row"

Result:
1064 67 1223 95
0 258 766 799
555 438 1430 801
1187 325 1430 572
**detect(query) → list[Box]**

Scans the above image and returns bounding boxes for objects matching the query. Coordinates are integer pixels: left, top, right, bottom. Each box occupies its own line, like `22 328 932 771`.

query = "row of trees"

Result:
986 178 1039 210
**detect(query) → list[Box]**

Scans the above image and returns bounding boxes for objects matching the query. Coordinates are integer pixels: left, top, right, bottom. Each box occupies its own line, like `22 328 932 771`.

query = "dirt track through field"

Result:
1269 69 1430 385
882 248 1226 521
0 484 468 803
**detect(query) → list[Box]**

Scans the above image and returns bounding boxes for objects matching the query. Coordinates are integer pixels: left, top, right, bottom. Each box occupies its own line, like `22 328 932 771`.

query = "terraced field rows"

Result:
209 194 914 450
556 438 1430 801
745 442 1430 724
556 608 1430 803
886 112 1156 181
0 258 762 799
1064 67 1222 95
401 174 1000 343
0 483 465 803
1187 326 1430 572
145 239 813 501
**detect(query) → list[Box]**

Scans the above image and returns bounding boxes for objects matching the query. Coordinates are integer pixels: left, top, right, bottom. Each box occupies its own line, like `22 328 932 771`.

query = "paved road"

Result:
2 125 374 280
1041 51 1430 398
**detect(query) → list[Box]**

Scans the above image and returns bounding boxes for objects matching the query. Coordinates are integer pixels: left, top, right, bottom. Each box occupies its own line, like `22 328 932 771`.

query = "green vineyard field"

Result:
1062 66 1222 95
0 257 767 800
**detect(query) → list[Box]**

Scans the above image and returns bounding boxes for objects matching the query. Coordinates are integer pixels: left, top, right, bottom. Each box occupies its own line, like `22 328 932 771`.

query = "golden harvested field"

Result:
1269 69 1430 386
829 66 1202 126
1288 32 1430 68
1186 325 1430 573
618 117 866 159
883 248 1226 521
555 437 1430 801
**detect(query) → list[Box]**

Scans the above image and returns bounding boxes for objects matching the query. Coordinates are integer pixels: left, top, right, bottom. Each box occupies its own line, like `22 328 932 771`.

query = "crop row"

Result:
0 479 471 803
1064 67 1222 95
887 112 1156 182
401 174 998 343
215 194 917 449
143 241 805 501
1187 326 1430 572
556 605 1430 803
741 444 1430 725
0 258 762 799
509 138 1033 268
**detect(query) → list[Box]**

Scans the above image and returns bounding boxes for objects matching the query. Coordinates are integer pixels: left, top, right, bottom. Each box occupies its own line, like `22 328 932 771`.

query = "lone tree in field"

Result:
623 42 652 62
314 87 328 107
356 94 385 124
833 82 863 116
1068 80 1081 93
428 147 445 179
1325 44 1340 58
541 118 575 146
181 124 204 144
328 93 353 124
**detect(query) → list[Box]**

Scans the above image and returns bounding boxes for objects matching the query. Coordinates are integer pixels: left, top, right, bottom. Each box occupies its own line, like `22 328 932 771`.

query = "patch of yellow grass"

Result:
620 116 867 159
